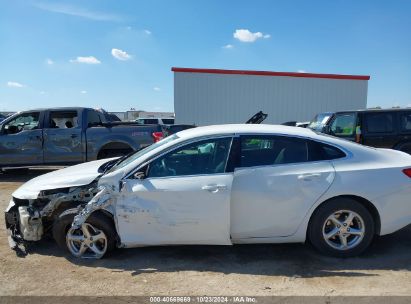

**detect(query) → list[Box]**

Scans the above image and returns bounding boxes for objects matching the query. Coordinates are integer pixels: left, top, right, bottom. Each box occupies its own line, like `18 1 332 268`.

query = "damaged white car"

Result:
5 124 411 258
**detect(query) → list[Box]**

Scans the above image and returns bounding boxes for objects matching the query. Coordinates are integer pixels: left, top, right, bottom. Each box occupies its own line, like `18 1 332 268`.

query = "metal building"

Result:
172 67 370 126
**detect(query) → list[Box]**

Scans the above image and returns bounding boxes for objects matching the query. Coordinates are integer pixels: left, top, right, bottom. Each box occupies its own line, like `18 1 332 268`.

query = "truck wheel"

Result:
308 198 374 257
53 212 116 259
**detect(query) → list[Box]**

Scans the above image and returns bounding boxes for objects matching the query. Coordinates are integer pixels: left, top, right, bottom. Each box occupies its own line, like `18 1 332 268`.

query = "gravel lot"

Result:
1 170 411 296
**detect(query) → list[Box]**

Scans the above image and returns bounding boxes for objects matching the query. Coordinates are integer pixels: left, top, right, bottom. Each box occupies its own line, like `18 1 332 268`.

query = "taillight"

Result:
403 168 411 178
152 132 164 143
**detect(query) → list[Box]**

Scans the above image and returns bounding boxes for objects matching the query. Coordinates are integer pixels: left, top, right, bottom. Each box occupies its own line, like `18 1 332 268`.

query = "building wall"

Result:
174 72 368 125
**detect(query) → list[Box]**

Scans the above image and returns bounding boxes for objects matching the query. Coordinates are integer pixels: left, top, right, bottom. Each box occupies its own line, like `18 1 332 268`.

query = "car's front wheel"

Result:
53 212 116 259
308 198 375 257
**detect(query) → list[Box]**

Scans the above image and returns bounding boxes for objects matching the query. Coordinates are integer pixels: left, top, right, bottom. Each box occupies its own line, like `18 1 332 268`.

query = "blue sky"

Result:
1 0 410 112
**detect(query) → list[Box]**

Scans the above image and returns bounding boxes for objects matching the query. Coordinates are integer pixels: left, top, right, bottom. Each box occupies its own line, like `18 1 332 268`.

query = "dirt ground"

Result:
1 170 411 296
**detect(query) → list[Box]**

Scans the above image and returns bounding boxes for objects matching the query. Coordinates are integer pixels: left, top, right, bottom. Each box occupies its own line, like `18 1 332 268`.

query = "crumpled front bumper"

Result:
5 199 21 248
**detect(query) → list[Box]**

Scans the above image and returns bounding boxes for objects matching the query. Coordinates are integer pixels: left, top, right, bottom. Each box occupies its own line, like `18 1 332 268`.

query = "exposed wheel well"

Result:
308 195 381 236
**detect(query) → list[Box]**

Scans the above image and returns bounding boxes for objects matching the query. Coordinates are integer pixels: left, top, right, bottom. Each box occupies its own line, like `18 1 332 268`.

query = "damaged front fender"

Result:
71 185 115 229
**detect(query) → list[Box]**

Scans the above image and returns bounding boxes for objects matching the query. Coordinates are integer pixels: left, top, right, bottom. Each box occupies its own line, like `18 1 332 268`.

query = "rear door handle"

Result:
298 173 321 181
71 134 78 138
202 184 227 193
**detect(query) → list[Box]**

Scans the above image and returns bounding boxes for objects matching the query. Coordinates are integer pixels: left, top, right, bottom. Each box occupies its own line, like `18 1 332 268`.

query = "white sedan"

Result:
5 124 411 258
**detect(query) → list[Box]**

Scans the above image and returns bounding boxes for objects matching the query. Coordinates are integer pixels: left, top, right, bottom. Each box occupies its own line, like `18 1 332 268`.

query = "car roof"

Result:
177 124 316 139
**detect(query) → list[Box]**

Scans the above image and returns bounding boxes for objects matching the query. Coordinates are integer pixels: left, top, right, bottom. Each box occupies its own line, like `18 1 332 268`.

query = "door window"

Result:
49 111 79 129
365 112 394 133
147 137 232 178
400 113 411 131
330 113 356 136
3 112 40 134
240 136 308 168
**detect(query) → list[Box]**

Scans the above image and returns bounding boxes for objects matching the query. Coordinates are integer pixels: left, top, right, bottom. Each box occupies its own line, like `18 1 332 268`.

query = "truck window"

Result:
3 112 40 134
162 118 175 125
87 110 102 126
400 113 411 131
365 112 394 133
330 113 356 136
140 119 158 124
49 111 78 128
307 113 333 132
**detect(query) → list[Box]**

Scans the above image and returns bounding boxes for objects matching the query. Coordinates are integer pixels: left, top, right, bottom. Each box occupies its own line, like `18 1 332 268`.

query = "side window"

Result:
3 112 40 134
308 141 346 161
49 111 79 129
365 112 394 133
330 113 356 136
87 110 102 126
400 113 411 132
147 137 232 178
240 136 308 168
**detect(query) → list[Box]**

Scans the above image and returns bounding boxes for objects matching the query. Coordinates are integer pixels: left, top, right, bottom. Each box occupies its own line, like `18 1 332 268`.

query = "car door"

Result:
0 111 43 166
116 136 234 247
43 110 83 164
362 111 399 148
230 135 336 239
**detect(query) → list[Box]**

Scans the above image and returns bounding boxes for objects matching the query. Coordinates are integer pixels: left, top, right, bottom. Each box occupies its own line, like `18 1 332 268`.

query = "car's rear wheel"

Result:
53 212 116 259
308 198 374 257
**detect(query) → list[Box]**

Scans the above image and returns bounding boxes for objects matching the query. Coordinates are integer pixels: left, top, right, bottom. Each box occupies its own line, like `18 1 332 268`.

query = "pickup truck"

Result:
0 107 163 170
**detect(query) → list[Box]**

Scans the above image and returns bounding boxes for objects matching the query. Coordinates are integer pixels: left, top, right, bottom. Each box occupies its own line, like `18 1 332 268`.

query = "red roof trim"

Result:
171 67 370 81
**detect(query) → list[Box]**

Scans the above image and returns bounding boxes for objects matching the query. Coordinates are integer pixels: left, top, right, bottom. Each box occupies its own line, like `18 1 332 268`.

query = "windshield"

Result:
307 113 333 132
106 134 179 173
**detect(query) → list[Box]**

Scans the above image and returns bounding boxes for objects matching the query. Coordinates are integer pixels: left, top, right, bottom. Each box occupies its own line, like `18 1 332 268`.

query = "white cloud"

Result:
81 90 87 94
46 58 54 65
40 91 46 95
297 70 306 73
233 29 270 42
153 87 161 91
111 48 132 61
222 44 234 49
33 2 122 21
7 81 25 88
70 56 101 64
144 29 152 35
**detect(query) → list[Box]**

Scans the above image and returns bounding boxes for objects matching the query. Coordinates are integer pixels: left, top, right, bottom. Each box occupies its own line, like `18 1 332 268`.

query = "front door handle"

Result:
202 184 227 193
71 134 78 138
298 173 321 181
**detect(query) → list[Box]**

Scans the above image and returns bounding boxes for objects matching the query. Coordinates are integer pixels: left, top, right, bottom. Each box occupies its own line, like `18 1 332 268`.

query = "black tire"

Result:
308 197 375 257
52 212 116 258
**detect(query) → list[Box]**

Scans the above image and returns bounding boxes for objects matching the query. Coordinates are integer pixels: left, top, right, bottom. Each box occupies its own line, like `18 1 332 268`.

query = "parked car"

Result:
308 109 411 154
6 124 411 259
135 117 175 125
0 107 164 170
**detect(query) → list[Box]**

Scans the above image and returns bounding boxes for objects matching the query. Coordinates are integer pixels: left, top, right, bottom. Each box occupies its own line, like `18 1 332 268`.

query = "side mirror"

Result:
323 125 331 134
4 125 18 134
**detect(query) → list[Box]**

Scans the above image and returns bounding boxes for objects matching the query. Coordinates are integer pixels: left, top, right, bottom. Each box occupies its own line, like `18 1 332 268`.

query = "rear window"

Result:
400 113 411 131
365 112 394 133
162 118 175 125
137 118 158 124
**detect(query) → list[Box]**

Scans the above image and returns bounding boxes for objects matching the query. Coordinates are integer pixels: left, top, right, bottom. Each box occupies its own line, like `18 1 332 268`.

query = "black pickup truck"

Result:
0 107 164 169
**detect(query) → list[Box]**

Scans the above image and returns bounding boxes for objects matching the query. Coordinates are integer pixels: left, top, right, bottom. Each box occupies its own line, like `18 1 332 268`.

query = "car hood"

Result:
12 159 115 199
